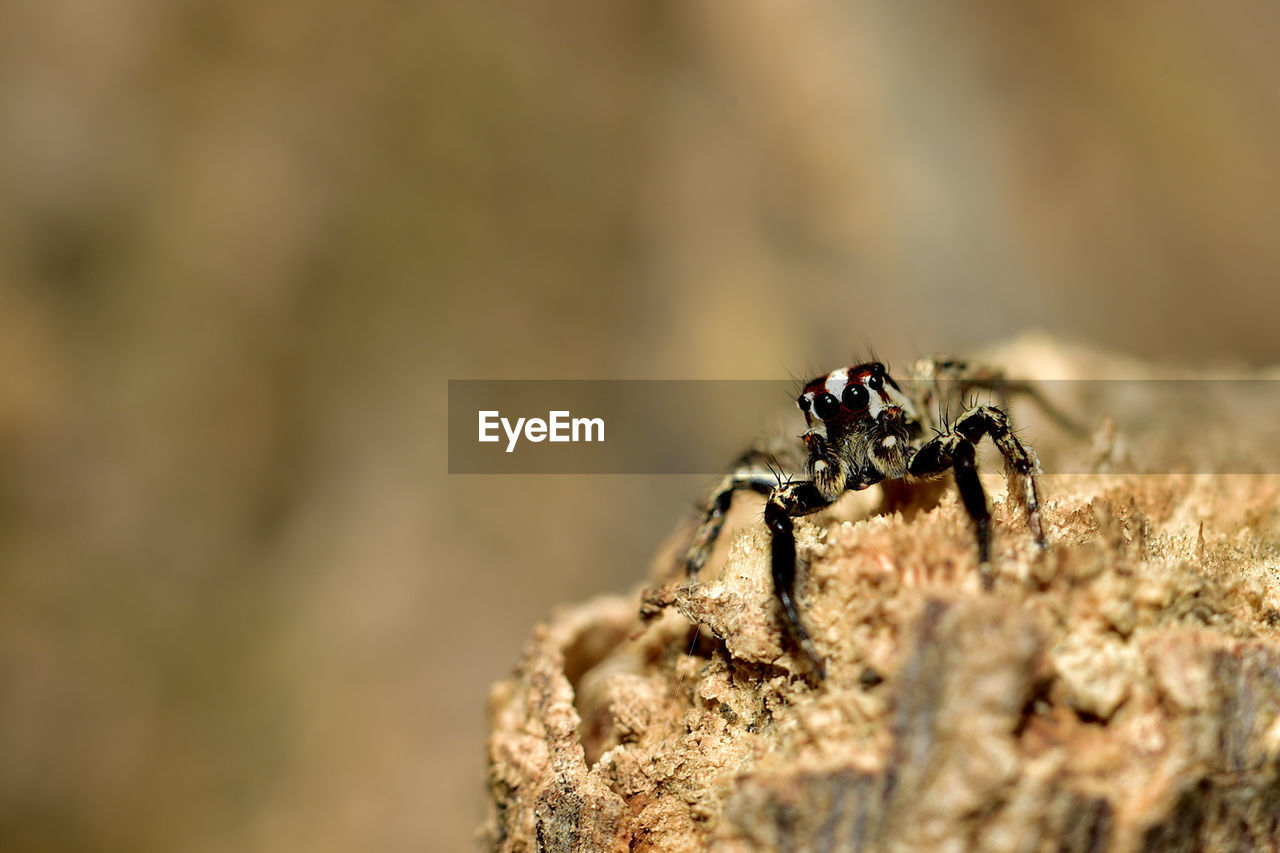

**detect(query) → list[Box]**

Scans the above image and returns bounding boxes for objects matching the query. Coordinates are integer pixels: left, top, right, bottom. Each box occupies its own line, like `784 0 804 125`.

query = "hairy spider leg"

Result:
910 436 992 585
912 357 1088 437
910 405 1047 589
686 454 789 578
953 405 1046 549
763 480 834 680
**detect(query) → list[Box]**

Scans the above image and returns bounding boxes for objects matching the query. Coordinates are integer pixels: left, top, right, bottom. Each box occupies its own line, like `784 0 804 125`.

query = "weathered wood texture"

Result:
483 340 1280 852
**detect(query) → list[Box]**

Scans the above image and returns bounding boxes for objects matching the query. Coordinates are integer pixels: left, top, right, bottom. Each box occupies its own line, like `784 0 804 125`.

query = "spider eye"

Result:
867 373 884 392
813 392 841 421
797 395 811 414
842 383 868 411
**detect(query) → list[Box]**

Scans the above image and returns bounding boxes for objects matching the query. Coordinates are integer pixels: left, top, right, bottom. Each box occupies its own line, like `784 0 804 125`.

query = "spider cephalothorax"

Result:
685 357 1059 680
797 362 921 498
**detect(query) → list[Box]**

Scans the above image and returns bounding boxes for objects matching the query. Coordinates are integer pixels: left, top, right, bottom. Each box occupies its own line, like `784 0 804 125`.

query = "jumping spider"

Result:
685 357 1069 680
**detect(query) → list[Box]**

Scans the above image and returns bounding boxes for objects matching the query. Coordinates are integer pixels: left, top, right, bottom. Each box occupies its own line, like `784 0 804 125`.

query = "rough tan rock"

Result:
482 338 1280 852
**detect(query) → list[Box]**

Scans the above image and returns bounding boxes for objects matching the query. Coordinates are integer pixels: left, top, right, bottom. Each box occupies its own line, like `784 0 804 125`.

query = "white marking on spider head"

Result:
881 436 897 447
823 368 851 401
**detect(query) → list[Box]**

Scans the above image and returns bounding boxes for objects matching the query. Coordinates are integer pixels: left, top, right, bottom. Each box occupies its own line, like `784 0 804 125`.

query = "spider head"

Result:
797 362 908 427
798 362 918 485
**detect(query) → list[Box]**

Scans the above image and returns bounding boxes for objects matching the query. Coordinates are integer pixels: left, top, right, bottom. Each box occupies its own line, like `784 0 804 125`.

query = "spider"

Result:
684 357 1068 680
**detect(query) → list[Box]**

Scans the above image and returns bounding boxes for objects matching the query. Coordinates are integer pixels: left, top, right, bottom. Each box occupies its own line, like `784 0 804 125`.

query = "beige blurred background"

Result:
1 1 1279 851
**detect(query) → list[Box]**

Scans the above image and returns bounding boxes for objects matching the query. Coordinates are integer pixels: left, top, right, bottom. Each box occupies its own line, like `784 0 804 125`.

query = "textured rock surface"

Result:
482 339 1280 852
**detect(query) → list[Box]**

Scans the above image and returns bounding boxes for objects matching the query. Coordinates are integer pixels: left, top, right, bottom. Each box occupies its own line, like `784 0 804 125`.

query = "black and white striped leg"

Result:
912 357 1088 437
763 481 834 679
686 455 785 579
953 406 1046 549
911 405 1047 589
910 436 994 587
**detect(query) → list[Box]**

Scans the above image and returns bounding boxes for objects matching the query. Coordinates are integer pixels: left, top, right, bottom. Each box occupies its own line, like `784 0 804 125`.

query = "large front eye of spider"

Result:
842 383 869 411
813 392 841 421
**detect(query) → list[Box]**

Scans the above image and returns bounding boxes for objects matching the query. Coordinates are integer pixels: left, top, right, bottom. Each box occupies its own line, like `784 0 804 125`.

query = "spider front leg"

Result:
911 437 993 581
910 405 1046 589
763 480 835 679
686 452 789 579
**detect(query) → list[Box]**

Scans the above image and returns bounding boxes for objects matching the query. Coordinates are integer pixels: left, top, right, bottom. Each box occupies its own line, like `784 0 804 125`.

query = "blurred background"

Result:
1 1 1279 850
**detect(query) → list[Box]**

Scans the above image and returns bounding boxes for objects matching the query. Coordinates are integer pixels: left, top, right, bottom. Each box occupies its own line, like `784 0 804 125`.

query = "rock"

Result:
482 338 1280 851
